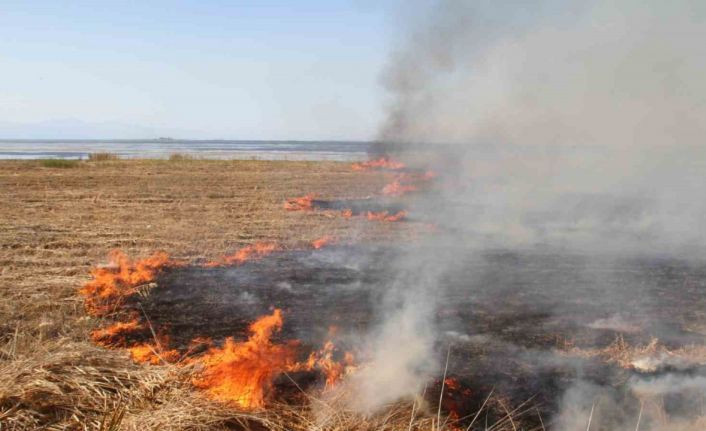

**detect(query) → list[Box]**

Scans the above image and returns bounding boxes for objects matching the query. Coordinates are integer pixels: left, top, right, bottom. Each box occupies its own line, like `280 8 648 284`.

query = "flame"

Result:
366 210 407 222
341 209 353 218
382 180 418 196
284 194 315 211
305 340 356 388
352 156 406 171
192 309 299 409
83 253 360 408
381 171 437 197
205 242 278 267
90 318 143 346
80 250 170 316
444 377 460 391
129 337 180 364
312 235 335 249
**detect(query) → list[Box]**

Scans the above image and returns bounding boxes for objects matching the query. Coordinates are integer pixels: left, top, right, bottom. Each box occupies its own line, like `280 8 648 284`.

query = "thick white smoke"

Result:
346 0 706 422
381 0 706 254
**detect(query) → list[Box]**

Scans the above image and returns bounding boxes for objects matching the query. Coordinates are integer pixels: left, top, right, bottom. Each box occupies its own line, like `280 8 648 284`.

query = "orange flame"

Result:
380 171 437 197
312 235 335 249
341 209 353 218
382 180 418 196
191 309 299 409
305 340 356 388
80 250 170 316
284 194 315 211
90 319 143 346
205 242 278 267
366 210 407 222
444 377 460 391
129 337 181 365
352 157 406 171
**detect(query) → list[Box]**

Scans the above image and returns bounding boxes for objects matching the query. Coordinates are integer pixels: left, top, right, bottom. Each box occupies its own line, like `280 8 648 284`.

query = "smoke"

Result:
343 243 444 413
554 374 706 431
379 0 706 253
346 0 706 425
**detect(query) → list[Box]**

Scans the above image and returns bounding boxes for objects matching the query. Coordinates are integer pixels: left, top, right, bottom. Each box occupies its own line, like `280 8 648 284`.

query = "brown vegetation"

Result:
0 159 416 430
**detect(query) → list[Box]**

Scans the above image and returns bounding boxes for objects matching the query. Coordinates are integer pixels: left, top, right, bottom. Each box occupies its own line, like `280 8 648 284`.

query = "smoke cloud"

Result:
347 0 706 426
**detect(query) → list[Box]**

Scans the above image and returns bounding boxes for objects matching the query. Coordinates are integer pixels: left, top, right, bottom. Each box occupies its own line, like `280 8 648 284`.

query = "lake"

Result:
0 139 371 161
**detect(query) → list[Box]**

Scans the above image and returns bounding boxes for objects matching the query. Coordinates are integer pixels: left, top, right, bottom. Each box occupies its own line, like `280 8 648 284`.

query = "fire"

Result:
312 235 335 249
90 318 142 346
444 377 460 391
130 344 161 364
129 339 180 365
284 194 315 211
382 180 418 196
83 253 360 409
80 250 170 316
305 340 356 388
366 210 407 222
191 310 356 409
205 242 278 267
381 170 437 197
352 156 406 171
341 209 353 218
192 309 299 409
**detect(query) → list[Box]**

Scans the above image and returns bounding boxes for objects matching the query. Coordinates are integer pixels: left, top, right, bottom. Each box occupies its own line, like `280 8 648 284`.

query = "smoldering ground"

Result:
84 1 706 427
344 0 706 428
131 244 706 426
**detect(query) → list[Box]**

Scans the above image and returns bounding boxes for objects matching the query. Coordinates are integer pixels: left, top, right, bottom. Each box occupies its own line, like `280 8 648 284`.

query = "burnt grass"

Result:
312 198 407 216
122 245 706 425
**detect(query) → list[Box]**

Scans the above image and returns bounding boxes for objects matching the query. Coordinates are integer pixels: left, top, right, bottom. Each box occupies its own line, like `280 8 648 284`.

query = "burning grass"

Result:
190 309 299 409
351 156 406 171
3 157 705 430
0 158 398 430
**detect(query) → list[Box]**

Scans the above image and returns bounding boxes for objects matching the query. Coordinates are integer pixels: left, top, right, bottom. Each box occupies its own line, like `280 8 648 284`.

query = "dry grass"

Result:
0 159 429 430
168 153 196 161
88 152 120 161
561 336 706 371
39 159 80 168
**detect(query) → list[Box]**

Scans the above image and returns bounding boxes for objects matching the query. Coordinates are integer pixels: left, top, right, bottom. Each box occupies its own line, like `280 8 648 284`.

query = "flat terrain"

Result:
0 159 391 430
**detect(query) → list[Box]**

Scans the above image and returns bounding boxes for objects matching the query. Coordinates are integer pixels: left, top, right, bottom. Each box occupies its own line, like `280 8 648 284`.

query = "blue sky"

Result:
0 1 393 139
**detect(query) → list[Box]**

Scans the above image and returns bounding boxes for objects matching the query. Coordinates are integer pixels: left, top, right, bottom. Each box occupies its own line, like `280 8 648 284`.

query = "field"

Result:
4 158 705 431
0 159 405 430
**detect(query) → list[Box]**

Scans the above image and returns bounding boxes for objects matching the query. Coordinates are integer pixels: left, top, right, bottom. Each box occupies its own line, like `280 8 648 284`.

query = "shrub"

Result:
168 153 195 161
40 159 79 168
88 152 119 161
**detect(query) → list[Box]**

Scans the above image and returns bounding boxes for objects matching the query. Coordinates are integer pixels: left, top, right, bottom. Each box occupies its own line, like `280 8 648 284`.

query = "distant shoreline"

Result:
0 139 371 161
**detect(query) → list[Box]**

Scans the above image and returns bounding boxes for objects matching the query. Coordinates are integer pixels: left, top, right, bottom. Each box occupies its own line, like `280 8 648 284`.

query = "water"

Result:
0 139 371 161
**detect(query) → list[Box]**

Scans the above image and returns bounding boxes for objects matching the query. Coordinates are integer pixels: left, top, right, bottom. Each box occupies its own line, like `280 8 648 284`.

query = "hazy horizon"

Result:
1 1 399 141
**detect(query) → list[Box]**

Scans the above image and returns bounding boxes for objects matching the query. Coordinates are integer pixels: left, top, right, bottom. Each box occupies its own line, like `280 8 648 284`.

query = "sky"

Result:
0 1 393 140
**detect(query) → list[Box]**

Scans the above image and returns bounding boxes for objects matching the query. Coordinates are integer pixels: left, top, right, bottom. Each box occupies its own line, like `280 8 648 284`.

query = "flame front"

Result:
382 180 418 196
83 251 357 409
191 309 299 409
352 156 406 171
312 235 335 249
381 171 437 197
284 194 315 211
90 318 143 346
129 336 180 365
305 340 356 388
79 250 170 316
366 210 407 222
205 242 278 267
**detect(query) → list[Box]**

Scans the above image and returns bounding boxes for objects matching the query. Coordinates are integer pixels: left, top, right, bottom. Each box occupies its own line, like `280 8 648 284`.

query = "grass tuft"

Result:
89 152 120 161
169 153 196 161
39 159 79 168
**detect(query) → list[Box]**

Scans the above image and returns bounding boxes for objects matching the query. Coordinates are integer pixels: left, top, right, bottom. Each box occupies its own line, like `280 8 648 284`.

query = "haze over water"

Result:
0 139 371 161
